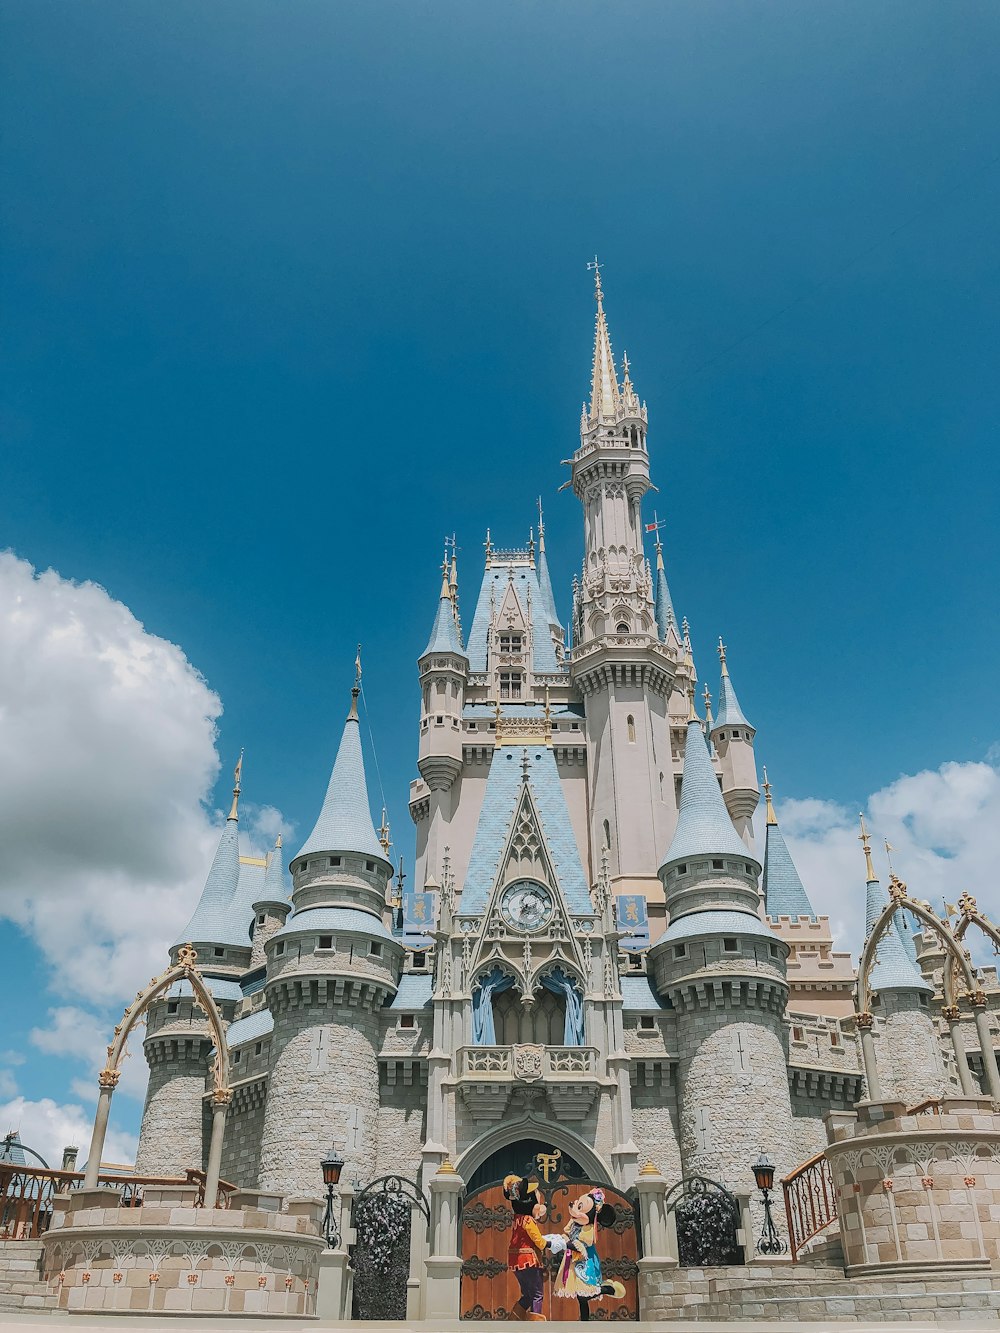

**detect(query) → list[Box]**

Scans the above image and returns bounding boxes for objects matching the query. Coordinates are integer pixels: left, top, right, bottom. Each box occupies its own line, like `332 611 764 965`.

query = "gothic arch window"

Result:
659 771 665 801
603 819 611 849
617 622 630 635
627 715 636 743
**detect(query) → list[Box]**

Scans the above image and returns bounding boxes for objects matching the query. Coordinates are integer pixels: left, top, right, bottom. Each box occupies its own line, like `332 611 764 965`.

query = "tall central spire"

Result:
588 259 621 426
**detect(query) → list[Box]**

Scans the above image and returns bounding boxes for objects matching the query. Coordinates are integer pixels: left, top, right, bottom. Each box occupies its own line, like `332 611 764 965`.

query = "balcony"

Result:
454 1044 602 1122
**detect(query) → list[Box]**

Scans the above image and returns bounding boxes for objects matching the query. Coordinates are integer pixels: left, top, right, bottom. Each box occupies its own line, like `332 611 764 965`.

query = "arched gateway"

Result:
459 1139 640 1322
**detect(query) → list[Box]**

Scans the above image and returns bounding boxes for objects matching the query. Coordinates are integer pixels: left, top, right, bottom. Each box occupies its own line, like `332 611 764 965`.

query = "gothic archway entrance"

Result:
460 1140 639 1322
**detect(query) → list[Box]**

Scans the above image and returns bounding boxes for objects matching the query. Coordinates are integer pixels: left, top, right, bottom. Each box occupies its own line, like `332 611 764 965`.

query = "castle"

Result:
116 271 1000 1317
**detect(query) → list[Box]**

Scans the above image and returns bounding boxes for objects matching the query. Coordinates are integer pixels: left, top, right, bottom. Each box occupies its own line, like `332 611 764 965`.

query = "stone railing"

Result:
458 1045 598 1081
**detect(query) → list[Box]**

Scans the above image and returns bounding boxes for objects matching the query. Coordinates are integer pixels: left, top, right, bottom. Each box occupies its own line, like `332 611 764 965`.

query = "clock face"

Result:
500 879 553 933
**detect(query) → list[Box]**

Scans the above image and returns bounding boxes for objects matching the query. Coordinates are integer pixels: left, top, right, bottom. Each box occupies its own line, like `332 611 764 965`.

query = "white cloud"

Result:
0 1070 18 1099
0 553 226 1002
0 1095 136 1171
774 757 1000 963
0 553 291 1116
0 1050 26 1066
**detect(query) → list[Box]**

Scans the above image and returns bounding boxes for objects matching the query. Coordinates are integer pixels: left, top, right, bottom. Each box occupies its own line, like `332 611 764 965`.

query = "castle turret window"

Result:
627 714 636 743
318 935 333 950
639 1015 655 1030
213 947 224 958
712 859 723 869
167 1000 179 1014
723 938 739 953
399 1013 415 1029
370 942 383 957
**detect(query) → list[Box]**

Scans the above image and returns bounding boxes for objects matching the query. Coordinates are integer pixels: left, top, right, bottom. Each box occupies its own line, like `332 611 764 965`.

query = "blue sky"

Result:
1 2 999 1158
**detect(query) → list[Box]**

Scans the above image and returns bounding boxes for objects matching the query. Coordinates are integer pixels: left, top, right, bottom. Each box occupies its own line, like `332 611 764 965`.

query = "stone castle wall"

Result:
257 998 381 1196
134 1040 210 1177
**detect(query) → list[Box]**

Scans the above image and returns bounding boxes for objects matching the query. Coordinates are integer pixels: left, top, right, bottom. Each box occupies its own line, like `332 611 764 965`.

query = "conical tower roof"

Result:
255 835 288 906
535 503 560 628
297 687 387 862
713 638 753 730
761 774 816 920
422 563 465 657
661 714 755 869
859 818 931 993
173 756 244 948
654 542 677 640
588 265 621 425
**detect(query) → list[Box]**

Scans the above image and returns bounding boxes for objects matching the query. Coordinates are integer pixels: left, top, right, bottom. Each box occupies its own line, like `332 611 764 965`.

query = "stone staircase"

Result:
0 1240 59 1312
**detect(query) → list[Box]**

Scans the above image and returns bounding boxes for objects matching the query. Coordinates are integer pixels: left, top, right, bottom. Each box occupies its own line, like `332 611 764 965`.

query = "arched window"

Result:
627 714 636 743
659 771 664 801
603 819 611 848
616 622 629 635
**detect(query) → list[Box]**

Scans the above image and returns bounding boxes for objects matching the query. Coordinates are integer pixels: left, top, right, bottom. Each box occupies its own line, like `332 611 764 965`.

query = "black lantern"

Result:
321 1148 345 1249
751 1153 775 1193
751 1152 786 1256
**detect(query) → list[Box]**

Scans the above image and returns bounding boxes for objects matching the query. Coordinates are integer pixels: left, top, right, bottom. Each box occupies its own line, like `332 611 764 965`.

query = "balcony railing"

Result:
458 1045 598 1080
0 1165 237 1240
781 1151 837 1262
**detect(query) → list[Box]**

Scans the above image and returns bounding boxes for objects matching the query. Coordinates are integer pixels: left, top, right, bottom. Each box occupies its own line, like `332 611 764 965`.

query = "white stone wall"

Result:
221 1080 267 1188
375 1083 426 1181
874 994 951 1104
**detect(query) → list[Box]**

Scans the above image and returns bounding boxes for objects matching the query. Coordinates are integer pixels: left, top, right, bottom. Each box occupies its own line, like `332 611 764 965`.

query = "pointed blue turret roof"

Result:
714 639 753 730
257 836 288 904
173 762 244 948
865 875 932 993
422 567 465 657
535 508 561 630
661 713 755 868
297 688 386 861
858 818 931 993
654 544 677 640
761 779 816 920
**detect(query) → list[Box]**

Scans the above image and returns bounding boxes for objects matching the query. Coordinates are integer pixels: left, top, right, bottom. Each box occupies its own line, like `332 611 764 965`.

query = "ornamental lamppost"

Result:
751 1153 787 1256
321 1148 345 1250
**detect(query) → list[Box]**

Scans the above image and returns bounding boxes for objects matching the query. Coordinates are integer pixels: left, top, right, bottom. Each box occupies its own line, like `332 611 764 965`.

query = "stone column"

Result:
856 1014 882 1102
203 1090 231 1206
944 1007 978 1095
83 1073 117 1189
973 999 1000 1100
424 1161 465 1322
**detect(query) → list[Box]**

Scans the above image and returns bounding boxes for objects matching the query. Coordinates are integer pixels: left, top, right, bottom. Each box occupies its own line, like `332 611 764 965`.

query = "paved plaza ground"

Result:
1 1319 998 1332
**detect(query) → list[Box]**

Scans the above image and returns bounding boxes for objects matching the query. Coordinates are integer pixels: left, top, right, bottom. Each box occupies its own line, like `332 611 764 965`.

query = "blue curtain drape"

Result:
540 967 585 1046
472 965 515 1045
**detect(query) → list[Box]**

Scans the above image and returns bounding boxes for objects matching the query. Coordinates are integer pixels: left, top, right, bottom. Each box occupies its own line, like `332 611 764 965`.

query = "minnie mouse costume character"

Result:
502 1174 550 1322
553 1188 626 1321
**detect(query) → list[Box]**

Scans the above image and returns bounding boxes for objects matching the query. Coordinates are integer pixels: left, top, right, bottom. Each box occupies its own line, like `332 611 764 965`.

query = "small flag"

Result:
616 895 650 951
645 522 659 532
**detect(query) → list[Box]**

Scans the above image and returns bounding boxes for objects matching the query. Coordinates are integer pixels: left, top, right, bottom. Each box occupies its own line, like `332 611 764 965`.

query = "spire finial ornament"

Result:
349 648 362 721
718 637 729 676
586 256 621 426
702 682 713 727
537 496 545 553
484 527 493 566
762 768 777 826
378 807 392 857
521 748 530 782
858 813 877 883
275 832 282 850
687 680 698 723
227 749 243 822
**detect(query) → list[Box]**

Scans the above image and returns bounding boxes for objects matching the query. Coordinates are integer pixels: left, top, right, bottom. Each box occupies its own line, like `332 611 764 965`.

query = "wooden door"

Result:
460 1178 639 1321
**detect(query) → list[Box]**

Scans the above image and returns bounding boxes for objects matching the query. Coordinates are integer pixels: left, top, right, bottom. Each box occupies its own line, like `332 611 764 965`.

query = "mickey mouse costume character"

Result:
553 1187 626 1321
502 1174 550 1322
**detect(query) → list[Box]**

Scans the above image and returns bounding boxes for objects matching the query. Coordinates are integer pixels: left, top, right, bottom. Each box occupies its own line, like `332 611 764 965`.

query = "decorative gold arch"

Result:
83 945 233 1200
100 942 230 1097
854 876 995 1102
947 892 1000 1099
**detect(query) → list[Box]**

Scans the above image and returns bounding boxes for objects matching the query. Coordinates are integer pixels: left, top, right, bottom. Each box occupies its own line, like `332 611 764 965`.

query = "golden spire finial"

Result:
378 807 392 857
718 636 729 676
884 838 895 875
227 749 243 822
762 767 777 826
858 813 877 883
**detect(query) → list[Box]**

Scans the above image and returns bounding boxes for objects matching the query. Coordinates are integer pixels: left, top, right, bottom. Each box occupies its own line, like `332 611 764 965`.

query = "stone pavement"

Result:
0 1319 998 1332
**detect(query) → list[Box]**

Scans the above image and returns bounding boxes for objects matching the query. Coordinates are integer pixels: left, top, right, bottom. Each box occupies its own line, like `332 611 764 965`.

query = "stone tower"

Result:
135 762 250 1176
256 682 403 1196
858 821 945 1104
569 266 685 900
709 641 759 848
646 702 796 1189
